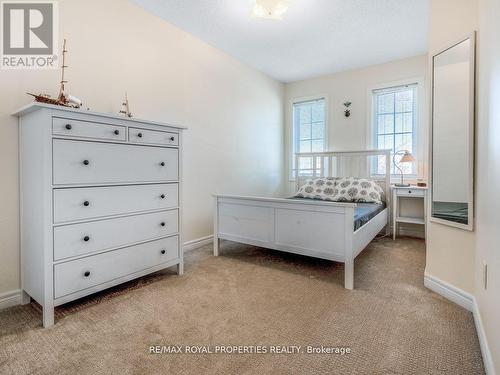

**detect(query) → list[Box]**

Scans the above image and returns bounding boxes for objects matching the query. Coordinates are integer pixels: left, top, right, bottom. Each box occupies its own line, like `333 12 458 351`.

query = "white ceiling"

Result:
131 0 429 83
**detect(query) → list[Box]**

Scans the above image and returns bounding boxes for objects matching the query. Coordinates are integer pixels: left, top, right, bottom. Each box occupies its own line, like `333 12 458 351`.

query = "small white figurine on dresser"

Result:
14 103 186 327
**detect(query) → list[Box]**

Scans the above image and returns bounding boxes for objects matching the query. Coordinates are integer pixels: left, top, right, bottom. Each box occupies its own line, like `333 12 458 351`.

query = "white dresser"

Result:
14 103 186 327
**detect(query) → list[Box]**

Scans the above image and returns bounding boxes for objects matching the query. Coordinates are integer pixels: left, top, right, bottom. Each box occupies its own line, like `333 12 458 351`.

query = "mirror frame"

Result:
429 32 476 231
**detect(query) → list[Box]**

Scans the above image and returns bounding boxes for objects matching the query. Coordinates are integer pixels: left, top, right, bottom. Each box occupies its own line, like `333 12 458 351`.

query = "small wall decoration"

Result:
343 101 352 117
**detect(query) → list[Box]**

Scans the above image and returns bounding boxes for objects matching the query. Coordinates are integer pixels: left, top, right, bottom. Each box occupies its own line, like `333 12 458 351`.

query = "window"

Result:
371 84 418 176
291 98 326 178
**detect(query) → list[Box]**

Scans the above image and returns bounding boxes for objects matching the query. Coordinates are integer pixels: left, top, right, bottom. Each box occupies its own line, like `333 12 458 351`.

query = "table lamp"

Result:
393 150 415 187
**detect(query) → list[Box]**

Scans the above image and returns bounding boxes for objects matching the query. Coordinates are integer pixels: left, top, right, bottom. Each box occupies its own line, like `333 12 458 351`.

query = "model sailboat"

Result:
27 39 82 108
119 92 133 117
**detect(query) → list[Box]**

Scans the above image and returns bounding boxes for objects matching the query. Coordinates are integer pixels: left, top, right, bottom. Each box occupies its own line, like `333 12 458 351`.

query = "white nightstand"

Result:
392 186 428 240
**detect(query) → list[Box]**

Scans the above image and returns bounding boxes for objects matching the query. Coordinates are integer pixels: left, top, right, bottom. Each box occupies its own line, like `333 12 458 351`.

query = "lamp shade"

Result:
399 151 416 163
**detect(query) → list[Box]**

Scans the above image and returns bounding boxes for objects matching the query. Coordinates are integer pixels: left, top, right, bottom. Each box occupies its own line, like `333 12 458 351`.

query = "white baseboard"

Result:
183 235 213 252
473 298 496 375
423 273 473 311
423 274 497 373
398 228 425 239
390 224 425 239
0 289 21 310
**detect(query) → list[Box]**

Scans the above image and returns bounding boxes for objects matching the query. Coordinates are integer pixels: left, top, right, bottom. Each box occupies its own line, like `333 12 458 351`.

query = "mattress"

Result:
353 202 386 231
288 197 386 230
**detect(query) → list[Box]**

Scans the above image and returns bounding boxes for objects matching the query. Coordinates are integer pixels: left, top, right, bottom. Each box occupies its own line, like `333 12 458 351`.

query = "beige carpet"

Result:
0 238 484 374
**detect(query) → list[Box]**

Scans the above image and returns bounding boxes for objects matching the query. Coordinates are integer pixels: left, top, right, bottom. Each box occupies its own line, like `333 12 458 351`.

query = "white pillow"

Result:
331 177 383 203
295 177 339 200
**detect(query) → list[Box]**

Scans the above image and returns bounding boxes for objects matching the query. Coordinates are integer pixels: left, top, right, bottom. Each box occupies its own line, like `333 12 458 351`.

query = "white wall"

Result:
476 0 500 371
0 0 285 295
425 0 478 295
284 54 428 186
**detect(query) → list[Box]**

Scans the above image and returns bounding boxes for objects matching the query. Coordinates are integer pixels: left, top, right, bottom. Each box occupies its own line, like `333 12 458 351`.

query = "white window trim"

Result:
288 95 329 181
366 77 426 183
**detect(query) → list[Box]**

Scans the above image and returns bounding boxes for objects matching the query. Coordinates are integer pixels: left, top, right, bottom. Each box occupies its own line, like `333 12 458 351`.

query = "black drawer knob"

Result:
170 136 175 141
160 222 166 227
83 235 90 242
160 161 165 167
137 132 143 138
160 250 166 255
83 159 90 166
83 200 90 207
160 194 165 199
84 271 91 277
114 129 120 135
408 191 412 194
65 124 72 130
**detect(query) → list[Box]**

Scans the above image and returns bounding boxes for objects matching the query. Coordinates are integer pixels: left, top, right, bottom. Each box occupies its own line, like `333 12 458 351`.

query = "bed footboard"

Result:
213 195 357 289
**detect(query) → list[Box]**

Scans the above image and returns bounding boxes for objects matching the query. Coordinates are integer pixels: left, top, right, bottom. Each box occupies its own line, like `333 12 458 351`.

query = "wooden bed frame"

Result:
213 149 391 289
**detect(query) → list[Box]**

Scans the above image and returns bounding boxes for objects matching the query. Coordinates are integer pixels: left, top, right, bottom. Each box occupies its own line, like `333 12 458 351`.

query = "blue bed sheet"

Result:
288 197 386 230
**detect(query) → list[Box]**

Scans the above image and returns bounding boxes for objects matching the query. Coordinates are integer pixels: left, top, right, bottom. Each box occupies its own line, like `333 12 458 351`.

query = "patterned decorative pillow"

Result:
295 177 339 201
373 182 386 203
331 177 383 203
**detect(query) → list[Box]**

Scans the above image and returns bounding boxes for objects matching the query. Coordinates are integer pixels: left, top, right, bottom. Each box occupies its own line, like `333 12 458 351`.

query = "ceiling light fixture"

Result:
251 0 292 20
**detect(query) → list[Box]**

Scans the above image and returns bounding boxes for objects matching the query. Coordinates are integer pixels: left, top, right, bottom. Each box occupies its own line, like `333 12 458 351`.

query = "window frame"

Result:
289 95 328 181
367 78 424 182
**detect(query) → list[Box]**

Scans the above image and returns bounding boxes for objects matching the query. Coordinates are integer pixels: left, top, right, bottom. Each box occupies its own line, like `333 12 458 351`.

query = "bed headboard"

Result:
294 149 392 202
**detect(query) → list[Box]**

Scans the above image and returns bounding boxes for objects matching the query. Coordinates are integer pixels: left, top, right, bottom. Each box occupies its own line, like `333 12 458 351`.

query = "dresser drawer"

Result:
54 236 179 298
53 117 126 141
53 183 178 223
395 188 424 197
53 139 178 185
129 127 179 146
54 210 179 260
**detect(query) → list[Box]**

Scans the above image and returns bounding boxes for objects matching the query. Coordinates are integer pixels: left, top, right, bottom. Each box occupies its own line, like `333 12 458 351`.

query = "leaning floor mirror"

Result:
430 32 475 230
